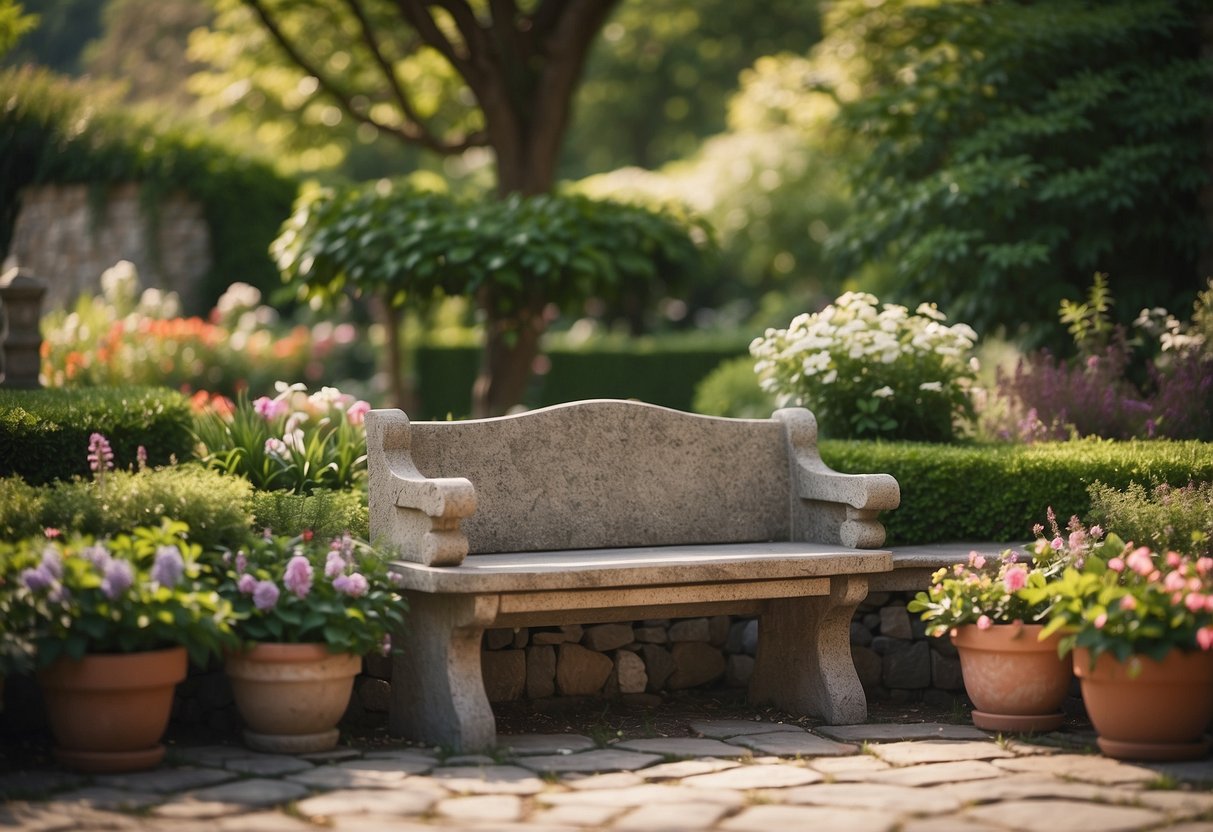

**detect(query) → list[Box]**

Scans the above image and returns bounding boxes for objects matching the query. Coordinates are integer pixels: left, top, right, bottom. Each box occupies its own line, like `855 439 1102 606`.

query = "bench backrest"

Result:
407 400 793 555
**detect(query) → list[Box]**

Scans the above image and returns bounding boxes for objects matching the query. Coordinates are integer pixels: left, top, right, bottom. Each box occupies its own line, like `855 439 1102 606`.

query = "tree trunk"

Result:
377 294 417 413
471 294 546 418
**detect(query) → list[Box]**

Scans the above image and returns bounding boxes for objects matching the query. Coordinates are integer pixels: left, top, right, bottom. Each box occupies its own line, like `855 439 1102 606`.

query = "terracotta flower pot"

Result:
225 643 360 753
950 623 1073 732
1073 646 1213 761
37 646 188 773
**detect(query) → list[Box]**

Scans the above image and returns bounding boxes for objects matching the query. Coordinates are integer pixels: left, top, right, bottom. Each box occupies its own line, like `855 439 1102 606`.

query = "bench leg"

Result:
749 575 869 724
388 592 499 751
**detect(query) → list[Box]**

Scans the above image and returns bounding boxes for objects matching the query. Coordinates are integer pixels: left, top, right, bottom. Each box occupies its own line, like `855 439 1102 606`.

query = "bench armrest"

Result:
774 408 901 549
366 408 476 566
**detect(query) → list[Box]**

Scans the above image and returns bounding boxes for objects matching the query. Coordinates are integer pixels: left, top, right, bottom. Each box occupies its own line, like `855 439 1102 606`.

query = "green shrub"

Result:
820 438 1213 545
693 355 777 418
416 333 750 419
0 386 194 485
0 467 254 551
249 489 369 540
1086 480 1213 557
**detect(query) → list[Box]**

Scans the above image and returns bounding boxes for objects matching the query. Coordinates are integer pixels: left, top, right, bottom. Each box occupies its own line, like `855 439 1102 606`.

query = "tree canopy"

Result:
818 0 1213 340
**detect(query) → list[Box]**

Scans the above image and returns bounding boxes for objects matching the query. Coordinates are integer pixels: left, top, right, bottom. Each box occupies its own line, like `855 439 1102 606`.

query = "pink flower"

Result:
87 432 114 475
1166 552 1182 568
1126 547 1155 577
1164 571 1187 592
968 552 986 569
1197 626 1213 652
1093 612 1107 629
1197 558 1213 577
346 400 371 426
237 573 257 595
1068 531 1085 552
1051 537 1063 551
1120 594 1137 611
1107 557 1125 573
253 396 289 420
1186 593 1208 613
1089 525 1103 539
976 615 992 630
1003 565 1028 592
43 527 61 539
264 437 290 461
253 580 279 610
283 554 313 599
333 572 369 598
325 551 346 579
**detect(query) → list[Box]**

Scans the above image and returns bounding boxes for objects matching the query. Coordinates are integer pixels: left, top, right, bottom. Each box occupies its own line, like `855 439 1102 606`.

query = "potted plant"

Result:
5 520 236 772
1024 541 1213 760
215 531 406 753
908 512 1117 732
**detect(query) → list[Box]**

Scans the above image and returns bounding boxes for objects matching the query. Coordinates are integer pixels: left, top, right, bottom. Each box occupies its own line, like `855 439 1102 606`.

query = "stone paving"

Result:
2 719 1212 831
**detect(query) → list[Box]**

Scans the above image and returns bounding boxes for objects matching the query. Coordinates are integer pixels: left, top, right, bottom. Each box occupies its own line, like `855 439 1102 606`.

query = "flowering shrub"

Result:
40 262 370 398
1025 544 1213 664
1 521 237 668
907 510 1122 635
213 532 406 655
1087 481 1212 559
750 292 978 441
192 382 370 494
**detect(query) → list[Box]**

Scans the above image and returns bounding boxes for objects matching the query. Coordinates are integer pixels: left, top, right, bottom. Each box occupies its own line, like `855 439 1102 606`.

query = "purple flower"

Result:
324 551 346 579
87 432 115 474
21 565 56 592
136 445 148 471
235 550 248 574
81 544 111 569
333 572 368 598
283 554 313 599
40 547 62 578
253 580 280 610
237 573 257 594
152 545 186 588
101 559 134 600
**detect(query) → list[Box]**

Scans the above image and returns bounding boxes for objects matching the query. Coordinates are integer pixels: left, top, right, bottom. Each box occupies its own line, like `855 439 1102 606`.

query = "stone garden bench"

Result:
365 400 900 751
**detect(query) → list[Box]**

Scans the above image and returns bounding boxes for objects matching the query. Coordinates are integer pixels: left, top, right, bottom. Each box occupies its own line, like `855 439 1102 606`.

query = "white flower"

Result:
821 369 838 384
919 381 943 392
915 302 947 322
872 386 894 398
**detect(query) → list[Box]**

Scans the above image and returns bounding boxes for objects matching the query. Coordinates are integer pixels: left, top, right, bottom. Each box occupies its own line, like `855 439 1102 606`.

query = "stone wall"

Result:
5 183 212 311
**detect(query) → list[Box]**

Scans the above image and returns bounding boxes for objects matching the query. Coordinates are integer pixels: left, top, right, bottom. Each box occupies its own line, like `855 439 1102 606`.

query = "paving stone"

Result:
964 798 1164 832
429 765 548 795
687 718 807 738
1141 759 1213 786
359 748 440 765
152 778 310 819
0 770 86 799
815 723 990 743
165 745 249 768
517 748 662 774
333 756 434 775
1136 790 1213 819
806 755 892 776
213 810 316 831
721 804 898 832
680 763 823 789
615 801 732 830
327 816 438 832
3 802 144 830
858 760 1004 787
222 752 315 776
899 815 1007 832
295 787 438 818
639 759 741 780
287 765 405 790
777 782 964 814
442 753 497 766
616 737 751 758
562 771 647 790
538 784 744 808
937 773 1119 806
727 731 857 757
298 747 363 763
49 786 164 812
868 740 1013 766
92 766 237 793
434 793 525 823
993 753 1161 784
497 733 596 756
530 803 626 827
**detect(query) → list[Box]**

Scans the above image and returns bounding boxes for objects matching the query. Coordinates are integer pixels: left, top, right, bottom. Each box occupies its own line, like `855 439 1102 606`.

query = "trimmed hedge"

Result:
416 334 750 419
0 466 253 550
0 386 194 485
820 438 1213 546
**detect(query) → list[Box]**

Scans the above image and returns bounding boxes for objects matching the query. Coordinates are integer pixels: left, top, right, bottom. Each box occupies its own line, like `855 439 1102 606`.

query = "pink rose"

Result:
1003 565 1028 592
1186 593 1207 613
1197 626 1213 652
1125 547 1155 577
968 552 986 569
1107 557 1125 573
976 615 992 631
1093 613 1107 629
1120 594 1137 611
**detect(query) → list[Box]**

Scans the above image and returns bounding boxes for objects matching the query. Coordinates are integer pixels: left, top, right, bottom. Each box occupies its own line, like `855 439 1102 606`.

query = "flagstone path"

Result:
2 719 1211 831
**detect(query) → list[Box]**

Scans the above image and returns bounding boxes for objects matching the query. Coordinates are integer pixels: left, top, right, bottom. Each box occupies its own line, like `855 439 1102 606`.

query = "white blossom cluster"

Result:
749 291 980 440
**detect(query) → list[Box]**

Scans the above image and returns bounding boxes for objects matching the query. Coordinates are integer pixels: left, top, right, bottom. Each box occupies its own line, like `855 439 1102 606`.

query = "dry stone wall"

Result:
5 184 211 311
